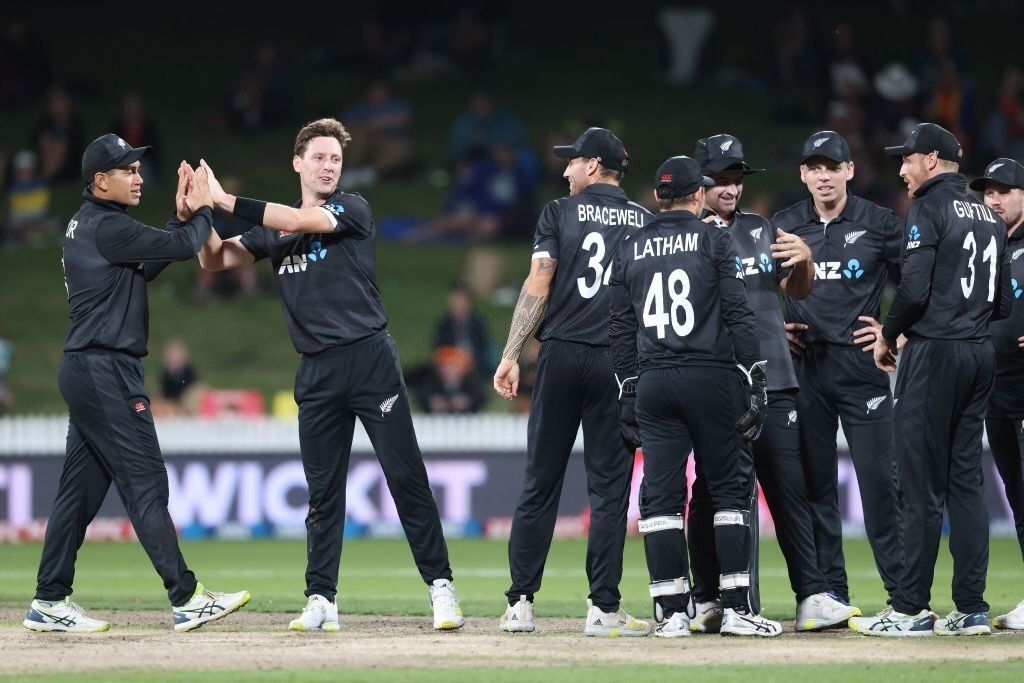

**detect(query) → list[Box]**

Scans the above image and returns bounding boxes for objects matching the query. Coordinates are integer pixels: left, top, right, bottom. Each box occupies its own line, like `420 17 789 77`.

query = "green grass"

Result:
5 663 1024 683
2 537 1023 620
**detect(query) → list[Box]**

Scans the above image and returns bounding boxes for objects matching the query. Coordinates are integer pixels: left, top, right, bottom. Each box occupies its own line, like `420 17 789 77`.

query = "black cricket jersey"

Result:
883 174 1006 342
62 190 213 357
990 227 1024 417
238 189 387 354
532 183 649 346
706 209 798 391
772 194 902 345
609 210 761 378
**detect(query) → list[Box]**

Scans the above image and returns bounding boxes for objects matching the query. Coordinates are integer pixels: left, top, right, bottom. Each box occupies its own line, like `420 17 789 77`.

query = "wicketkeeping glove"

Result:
735 361 768 441
616 374 642 452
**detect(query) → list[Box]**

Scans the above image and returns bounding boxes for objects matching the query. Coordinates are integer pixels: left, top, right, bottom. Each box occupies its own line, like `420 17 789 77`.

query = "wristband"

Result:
233 196 267 226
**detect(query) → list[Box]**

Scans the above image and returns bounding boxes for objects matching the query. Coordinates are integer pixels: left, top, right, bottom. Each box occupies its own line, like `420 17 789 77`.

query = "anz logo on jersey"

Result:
278 241 328 275
738 254 773 276
814 259 866 280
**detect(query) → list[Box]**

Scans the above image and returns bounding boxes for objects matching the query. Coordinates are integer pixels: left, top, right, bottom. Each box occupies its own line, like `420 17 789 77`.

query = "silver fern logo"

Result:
1013 247 1024 261
844 230 866 247
813 136 830 148
750 227 763 241
988 162 1005 173
865 396 886 414
787 410 798 426
380 394 399 416
720 139 734 152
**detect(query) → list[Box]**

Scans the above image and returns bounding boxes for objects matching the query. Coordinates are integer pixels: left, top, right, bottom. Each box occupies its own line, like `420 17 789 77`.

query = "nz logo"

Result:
308 241 327 262
787 410 798 426
907 225 922 250
324 203 345 218
720 139 734 152
749 227 763 241
735 256 745 279
379 394 399 417
843 258 864 279
759 253 773 272
865 396 886 414
844 230 866 247
1013 278 1023 299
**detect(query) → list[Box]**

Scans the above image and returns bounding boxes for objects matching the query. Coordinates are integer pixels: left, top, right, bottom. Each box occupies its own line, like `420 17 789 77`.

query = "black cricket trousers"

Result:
793 343 903 602
892 338 994 615
689 390 832 604
296 332 452 601
506 339 634 612
985 413 1024 560
36 351 197 606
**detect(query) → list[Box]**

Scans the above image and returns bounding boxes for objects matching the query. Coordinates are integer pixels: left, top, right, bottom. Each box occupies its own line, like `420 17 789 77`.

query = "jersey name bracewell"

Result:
632 232 699 260
577 204 646 228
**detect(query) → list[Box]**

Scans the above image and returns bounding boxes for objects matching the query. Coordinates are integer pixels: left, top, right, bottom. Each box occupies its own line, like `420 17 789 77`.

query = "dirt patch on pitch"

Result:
1 610 1022 675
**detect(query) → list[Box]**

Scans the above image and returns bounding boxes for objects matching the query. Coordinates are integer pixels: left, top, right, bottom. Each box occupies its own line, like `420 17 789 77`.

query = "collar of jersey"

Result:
81 188 128 213
803 194 858 225
583 183 627 199
912 172 967 199
650 209 699 223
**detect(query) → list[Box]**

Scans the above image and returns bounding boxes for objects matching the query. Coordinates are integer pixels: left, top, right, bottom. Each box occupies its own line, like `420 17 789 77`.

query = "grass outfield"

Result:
2 537 1023 619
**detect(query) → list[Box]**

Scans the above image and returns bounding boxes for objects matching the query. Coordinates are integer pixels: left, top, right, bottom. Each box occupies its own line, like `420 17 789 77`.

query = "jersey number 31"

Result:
643 269 694 339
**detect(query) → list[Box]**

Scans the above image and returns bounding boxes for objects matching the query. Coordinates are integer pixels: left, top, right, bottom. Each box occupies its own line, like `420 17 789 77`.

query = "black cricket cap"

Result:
694 134 763 175
884 122 962 162
552 127 628 172
969 158 1024 192
800 131 852 164
655 156 714 197
81 133 151 181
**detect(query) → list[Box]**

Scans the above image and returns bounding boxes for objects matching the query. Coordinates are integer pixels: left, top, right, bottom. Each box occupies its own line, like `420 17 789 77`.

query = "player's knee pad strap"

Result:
649 577 690 598
638 515 684 535
720 571 750 590
713 510 749 527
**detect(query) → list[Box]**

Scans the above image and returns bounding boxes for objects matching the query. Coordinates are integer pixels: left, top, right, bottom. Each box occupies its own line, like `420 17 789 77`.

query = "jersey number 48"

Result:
643 269 694 339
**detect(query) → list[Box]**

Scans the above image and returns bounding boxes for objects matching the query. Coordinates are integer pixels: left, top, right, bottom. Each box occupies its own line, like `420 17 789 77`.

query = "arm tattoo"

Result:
501 286 549 362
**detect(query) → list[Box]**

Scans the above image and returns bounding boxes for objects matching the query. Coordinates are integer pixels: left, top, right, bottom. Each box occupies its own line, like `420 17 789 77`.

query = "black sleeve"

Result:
319 193 373 239
882 207 904 278
97 207 213 265
882 201 939 340
716 233 761 368
142 214 189 281
531 200 561 258
993 230 1014 322
237 225 272 261
608 239 638 378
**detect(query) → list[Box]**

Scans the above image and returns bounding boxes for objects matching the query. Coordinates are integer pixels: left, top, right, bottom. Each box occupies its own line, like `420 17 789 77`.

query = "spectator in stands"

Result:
0 338 12 416
0 19 51 108
985 67 1024 160
110 94 161 185
226 43 293 130
447 91 529 166
195 176 257 301
447 7 495 82
361 11 417 73
4 150 54 246
433 283 494 375
415 345 486 415
341 80 414 189
155 338 200 417
914 17 968 103
406 141 536 243
32 84 85 182
827 23 869 104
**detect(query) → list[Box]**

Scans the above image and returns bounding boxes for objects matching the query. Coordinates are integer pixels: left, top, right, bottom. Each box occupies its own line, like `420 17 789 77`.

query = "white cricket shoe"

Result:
795 592 862 631
720 607 782 637
23 598 109 633
934 610 991 636
993 599 1024 630
689 599 723 633
172 582 251 632
288 594 340 632
500 595 535 633
849 607 935 637
583 599 650 637
429 579 464 631
655 611 691 638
